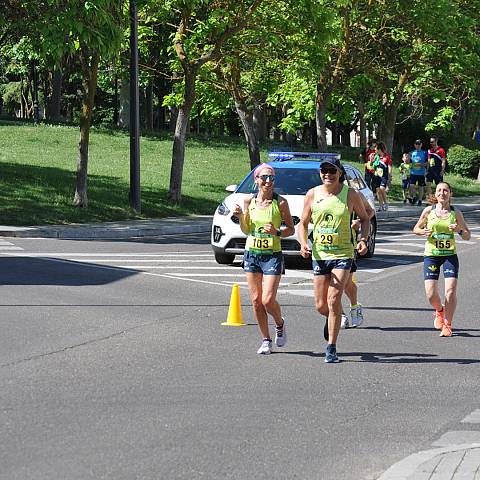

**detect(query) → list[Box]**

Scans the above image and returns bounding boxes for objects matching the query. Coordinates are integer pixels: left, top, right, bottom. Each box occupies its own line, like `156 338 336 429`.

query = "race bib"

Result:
431 233 454 255
316 228 339 250
246 233 274 254
429 158 436 167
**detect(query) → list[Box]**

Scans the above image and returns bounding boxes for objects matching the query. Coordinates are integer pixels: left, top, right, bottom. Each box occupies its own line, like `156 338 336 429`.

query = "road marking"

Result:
109 266 240 270
0 246 24 250
0 252 214 257
363 257 415 265
376 242 425 248
374 247 422 255
72 259 218 263
461 410 480 423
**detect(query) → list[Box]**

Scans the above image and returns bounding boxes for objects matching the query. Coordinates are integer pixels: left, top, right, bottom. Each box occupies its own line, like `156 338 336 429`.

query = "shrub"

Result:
447 144 480 179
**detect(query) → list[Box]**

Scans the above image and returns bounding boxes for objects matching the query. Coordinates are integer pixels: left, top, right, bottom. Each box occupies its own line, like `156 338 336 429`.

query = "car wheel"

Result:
363 217 377 258
214 252 236 264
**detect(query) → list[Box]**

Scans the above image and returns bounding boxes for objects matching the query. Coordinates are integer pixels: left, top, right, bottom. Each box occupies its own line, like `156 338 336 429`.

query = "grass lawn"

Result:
1 122 479 226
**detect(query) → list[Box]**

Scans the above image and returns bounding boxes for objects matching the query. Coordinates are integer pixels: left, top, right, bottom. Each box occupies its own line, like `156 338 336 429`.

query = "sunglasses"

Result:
320 166 338 175
257 174 275 182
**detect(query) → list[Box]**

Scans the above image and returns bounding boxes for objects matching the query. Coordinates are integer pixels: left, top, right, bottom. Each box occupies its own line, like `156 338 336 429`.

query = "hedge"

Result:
447 144 480 178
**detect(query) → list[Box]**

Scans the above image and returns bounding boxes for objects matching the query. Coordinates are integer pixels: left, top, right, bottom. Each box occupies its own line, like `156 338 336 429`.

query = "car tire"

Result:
363 217 377 258
214 252 236 264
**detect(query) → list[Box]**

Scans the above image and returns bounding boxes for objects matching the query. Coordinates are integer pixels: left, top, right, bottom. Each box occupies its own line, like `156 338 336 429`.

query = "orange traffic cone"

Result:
222 284 246 326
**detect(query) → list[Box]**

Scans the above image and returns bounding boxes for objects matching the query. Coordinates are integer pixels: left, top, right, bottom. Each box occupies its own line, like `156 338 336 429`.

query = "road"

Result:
1 211 479 480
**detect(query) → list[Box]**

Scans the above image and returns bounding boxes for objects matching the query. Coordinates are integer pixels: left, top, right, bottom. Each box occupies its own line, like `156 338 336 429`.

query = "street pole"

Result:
129 0 141 212
32 60 40 126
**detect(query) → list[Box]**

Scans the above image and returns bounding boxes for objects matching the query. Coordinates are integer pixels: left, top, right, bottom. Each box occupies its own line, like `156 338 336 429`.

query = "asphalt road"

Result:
1 211 479 480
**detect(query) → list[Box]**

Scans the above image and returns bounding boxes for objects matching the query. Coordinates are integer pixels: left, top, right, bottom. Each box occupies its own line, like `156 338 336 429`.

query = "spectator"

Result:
399 152 411 204
361 139 376 189
371 142 391 211
426 136 447 197
409 139 428 206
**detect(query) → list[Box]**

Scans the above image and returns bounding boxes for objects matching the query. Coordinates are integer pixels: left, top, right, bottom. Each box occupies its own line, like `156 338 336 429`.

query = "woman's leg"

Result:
262 274 283 327
246 272 270 339
444 278 458 324
425 279 442 311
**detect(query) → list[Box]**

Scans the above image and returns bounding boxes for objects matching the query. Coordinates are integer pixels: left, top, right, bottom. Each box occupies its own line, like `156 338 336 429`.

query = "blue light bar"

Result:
267 151 341 162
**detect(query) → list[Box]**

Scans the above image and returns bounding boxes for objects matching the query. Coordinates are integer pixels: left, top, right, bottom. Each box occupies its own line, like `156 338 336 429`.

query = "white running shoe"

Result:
340 313 349 329
257 339 272 355
275 318 287 347
350 304 364 327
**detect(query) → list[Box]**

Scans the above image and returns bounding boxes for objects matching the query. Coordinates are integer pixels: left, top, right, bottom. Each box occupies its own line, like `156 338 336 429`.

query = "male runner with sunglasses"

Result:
298 158 370 363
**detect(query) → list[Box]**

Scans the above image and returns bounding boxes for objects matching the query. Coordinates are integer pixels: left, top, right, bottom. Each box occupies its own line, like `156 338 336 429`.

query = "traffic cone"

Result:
222 284 246 326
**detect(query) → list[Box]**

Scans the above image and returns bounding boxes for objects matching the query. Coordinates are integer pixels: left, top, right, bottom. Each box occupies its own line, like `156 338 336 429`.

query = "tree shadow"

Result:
0 256 138 286
0 162 219 226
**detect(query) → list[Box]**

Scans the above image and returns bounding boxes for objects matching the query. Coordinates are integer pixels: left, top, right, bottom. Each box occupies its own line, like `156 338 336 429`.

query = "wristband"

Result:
276 229 282 237
458 230 464 237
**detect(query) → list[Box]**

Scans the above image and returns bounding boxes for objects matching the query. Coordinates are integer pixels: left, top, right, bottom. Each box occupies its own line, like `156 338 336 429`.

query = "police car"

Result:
211 152 377 264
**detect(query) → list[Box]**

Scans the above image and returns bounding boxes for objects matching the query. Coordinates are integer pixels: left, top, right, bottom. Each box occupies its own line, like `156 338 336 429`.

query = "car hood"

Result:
221 193 306 218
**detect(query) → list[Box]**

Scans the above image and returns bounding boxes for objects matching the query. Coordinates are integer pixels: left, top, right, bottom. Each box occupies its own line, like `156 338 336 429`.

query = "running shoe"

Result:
440 322 452 337
417 200 422 206
257 339 272 354
350 304 364 327
275 318 287 347
340 313 349 329
324 317 329 341
325 345 339 363
434 306 445 330
383 203 389 211
403 199 407 204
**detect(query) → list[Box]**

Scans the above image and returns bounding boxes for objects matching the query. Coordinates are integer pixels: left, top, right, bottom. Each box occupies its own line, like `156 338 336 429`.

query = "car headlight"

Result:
217 202 230 216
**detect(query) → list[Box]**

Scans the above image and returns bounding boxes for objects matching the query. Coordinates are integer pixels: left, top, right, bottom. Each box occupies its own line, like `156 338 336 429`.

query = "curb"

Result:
1 203 479 240
377 443 480 480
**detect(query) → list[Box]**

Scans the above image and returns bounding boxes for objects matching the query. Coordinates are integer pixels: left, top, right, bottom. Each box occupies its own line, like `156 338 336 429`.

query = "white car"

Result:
211 152 377 264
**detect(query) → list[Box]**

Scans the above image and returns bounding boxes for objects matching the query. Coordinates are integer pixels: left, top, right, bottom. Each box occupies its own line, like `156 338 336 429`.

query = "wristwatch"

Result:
458 230 464 237
276 229 282 237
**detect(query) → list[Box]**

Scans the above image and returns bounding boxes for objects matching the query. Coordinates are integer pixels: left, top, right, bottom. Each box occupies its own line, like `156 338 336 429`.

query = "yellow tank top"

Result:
311 185 354 260
245 194 282 254
424 206 457 256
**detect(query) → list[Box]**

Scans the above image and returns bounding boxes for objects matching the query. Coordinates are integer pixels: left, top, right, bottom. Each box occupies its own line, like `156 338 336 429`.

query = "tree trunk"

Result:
340 125 351 146
253 96 267 142
73 51 99 208
50 66 62 122
358 101 366 148
315 89 328 151
145 80 153 130
119 78 130 128
382 103 398 155
168 70 196 202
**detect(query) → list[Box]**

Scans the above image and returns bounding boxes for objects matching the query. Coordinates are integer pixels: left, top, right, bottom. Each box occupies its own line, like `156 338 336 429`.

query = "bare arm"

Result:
349 189 370 255
413 207 432 236
298 188 314 258
278 197 295 238
232 195 253 235
450 209 471 241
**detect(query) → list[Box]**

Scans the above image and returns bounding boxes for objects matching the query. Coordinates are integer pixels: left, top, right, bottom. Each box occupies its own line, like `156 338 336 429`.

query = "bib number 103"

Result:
251 237 271 249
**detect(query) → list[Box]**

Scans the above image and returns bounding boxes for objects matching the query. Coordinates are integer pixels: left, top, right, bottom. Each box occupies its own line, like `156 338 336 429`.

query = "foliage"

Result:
447 144 480 178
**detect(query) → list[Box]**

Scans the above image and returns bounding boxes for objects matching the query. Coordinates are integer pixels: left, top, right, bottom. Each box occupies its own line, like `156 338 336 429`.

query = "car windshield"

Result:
236 168 322 195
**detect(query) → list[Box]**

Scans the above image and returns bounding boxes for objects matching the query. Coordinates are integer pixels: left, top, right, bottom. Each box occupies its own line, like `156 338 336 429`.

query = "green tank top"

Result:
311 185 354 260
245 194 282 255
424 206 457 256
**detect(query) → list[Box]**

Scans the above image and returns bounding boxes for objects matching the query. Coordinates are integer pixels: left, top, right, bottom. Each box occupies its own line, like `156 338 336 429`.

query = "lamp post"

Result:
129 0 141 212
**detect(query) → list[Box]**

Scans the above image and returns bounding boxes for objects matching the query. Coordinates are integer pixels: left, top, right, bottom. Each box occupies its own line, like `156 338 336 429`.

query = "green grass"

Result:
1 122 479 225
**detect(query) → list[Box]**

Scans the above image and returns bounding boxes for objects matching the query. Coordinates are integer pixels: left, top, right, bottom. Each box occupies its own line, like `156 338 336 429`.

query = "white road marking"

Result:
71 259 218 263
374 247 422 255
363 256 415 265
461 410 480 424
0 246 24 250
0 252 214 257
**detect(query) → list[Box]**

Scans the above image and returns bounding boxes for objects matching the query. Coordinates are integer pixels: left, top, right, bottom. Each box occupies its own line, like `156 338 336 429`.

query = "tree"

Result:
38 0 125 207
158 0 262 202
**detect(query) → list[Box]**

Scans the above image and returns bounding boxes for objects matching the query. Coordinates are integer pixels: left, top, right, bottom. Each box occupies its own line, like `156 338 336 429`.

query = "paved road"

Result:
1 212 479 479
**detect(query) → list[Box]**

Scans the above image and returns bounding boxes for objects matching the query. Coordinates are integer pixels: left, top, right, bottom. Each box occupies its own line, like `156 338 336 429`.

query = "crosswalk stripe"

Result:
461 410 480 423
0 246 24 250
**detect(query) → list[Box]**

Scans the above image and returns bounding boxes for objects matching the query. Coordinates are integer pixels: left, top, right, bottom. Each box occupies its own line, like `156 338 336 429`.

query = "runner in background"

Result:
399 152 412 204
413 182 471 337
409 140 428 205
426 136 447 197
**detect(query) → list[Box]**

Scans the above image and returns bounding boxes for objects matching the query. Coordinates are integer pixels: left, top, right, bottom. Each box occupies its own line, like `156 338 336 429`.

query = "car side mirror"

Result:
225 184 237 192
